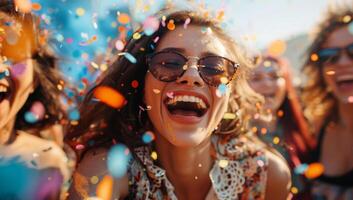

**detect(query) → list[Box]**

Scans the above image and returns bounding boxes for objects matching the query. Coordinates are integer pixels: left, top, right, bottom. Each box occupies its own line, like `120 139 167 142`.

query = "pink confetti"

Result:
115 40 124 51
184 17 191 29
166 92 174 99
10 63 26 77
66 38 74 44
30 101 45 120
143 16 160 36
75 144 85 150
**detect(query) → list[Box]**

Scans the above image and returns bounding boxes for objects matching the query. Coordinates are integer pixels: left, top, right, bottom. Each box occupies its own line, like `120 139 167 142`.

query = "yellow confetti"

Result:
152 89 160 94
251 126 258 133
133 32 141 40
91 62 99 69
342 15 352 23
90 176 99 184
151 151 158 160
223 113 236 119
273 136 280 144
218 159 229 168
291 187 298 194
76 7 85 16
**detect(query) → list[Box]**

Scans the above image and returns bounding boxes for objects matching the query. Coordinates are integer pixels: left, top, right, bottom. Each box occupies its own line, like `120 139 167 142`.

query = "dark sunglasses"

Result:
146 51 239 87
317 42 353 64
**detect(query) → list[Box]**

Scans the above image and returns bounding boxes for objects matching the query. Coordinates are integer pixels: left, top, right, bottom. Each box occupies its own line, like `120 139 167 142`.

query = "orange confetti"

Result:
311 53 319 62
96 175 113 200
118 13 130 24
31 3 41 11
305 163 324 179
93 86 126 109
167 20 175 30
268 40 286 56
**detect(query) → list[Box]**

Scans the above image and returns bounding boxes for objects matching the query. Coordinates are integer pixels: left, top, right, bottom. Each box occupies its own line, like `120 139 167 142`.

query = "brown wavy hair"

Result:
302 2 353 132
0 1 67 131
66 10 262 155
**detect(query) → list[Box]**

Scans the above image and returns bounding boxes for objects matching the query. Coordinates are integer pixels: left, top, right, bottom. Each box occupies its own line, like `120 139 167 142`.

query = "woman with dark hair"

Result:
249 55 316 199
67 9 291 199
301 1 353 199
0 1 72 199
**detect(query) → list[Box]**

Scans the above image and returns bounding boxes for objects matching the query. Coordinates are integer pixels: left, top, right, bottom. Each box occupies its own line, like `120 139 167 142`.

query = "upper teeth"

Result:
166 95 207 109
0 85 8 92
337 75 353 82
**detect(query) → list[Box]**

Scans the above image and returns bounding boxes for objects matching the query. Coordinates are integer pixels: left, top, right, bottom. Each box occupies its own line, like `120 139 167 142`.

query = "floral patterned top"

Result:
126 134 269 200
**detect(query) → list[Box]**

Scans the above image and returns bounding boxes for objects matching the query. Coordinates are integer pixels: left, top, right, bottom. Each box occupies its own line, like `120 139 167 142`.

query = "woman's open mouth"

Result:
336 74 353 91
164 93 209 123
0 84 11 103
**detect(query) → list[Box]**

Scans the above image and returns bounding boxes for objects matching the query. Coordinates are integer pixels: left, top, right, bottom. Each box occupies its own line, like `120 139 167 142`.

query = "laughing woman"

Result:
302 2 353 199
0 2 71 200
67 10 290 200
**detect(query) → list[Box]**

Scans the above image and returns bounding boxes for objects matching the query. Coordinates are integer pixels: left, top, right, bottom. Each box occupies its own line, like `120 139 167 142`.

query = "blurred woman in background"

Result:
302 1 353 199
0 1 72 199
249 54 315 199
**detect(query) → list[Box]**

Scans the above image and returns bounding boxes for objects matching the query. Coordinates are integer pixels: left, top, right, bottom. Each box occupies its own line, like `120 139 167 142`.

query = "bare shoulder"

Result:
264 149 291 200
68 147 129 200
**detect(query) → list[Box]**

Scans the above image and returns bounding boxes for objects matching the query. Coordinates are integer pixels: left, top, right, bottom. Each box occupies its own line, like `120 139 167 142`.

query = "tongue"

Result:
170 109 199 117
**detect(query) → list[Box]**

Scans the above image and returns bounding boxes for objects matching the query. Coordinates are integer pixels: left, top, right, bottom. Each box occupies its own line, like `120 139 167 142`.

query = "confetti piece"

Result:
90 176 99 184
216 84 227 97
30 101 45 120
69 109 80 120
151 151 158 160
10 63 26 77
91 62 99 69
96 175 113 200
75 144 85 150
348 96 353 103
76 7 85 16
218 159 229 168
167 19 175 30
311 54 319 62
342 15 352 23
0 69 10 79
107 144 131 178
131 80 139 88
24 111 38 123
153 89 160 94
268 40 286 56
223 113 236 119
326 70 335 75
304 163 324 179
56 34 64 42
184 17 191 29
277 110 284 117
291 187 299 194
142 131 155 143
31 2 41 11
273 136 280 144
119 52 137 64
115 40 124 51
66 38 73 44
118 13 130 24
294 163 308 174
15 0 32 13
166 92 174 99
93 86 126 109
133 32 141 40
257 159 265 167
143 16 160 36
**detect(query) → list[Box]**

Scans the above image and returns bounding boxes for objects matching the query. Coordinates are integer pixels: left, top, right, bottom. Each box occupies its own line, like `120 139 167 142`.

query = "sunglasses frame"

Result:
317 41 353 64
146 50 240 87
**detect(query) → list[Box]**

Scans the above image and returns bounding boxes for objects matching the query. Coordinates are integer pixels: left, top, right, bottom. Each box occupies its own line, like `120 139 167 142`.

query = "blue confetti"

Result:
142 131 155 143
107 144 132 178
217 84 227 95
294 163 308 175
24 112 38 124
68 109 80 120
123 52 137 63
0 69 10 79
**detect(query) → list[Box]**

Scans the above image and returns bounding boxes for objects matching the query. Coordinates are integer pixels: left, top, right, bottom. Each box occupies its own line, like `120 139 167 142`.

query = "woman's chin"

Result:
161 128 210 147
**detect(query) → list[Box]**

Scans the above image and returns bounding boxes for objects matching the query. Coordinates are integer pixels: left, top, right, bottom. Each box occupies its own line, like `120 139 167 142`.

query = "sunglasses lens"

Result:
318 48 340 64
199 56 236 86
147 52 186 82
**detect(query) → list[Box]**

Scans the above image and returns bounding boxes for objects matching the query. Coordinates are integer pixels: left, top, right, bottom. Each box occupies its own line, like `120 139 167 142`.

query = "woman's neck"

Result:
155 133 213 199
338 101 353 131
0 119 15 145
